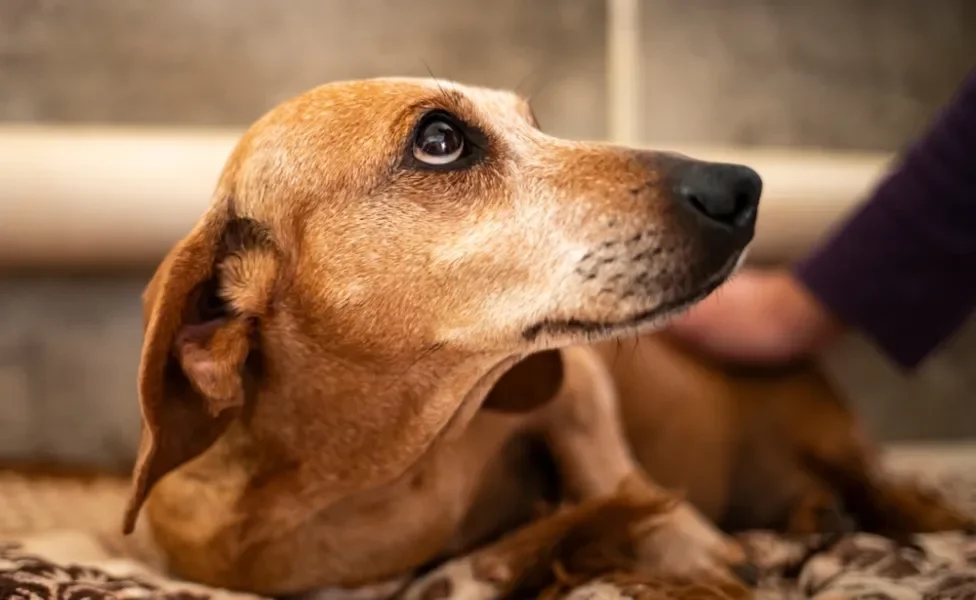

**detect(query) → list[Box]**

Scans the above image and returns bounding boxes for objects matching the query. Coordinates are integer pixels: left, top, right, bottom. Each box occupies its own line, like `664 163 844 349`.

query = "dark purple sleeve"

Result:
794 69 976 370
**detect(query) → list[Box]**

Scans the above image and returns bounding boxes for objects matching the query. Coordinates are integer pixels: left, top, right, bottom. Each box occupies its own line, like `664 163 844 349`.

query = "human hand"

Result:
667 268 843 365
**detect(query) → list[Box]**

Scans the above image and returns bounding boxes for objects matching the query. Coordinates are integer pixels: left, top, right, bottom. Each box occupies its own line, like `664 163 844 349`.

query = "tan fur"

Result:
123 78 969 597
599 333 973 537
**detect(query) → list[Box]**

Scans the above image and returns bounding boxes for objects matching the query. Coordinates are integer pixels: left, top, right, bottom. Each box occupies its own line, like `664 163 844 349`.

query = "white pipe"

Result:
0 126 894 269
0 126 239 269
606 0 642 145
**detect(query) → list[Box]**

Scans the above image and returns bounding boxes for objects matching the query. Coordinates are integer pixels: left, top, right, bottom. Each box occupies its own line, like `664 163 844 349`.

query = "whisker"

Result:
380 341 446 396
526 71 555 106
626 333 639 362
514 50 560 106
525 53 564 106
421 60 448 97
514 62 544 98
633 329 646 363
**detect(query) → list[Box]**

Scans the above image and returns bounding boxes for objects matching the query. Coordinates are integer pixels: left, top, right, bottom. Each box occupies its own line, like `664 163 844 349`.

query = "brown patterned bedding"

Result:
1 457 975 600
0 541 211 600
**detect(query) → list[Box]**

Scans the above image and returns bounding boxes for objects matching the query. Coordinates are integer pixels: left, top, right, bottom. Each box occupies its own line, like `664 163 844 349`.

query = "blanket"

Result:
1 454 975 600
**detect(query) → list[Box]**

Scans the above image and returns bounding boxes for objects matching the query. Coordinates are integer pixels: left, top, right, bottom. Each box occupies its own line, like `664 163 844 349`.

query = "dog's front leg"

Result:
532 345 753 584
402 347 754 600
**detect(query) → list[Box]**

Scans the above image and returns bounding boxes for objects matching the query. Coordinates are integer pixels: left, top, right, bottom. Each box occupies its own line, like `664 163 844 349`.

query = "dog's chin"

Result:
522 250 745 346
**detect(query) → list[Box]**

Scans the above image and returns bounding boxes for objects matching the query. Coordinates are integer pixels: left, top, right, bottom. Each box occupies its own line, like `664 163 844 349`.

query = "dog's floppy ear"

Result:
123 203 279 534
483 350 565 413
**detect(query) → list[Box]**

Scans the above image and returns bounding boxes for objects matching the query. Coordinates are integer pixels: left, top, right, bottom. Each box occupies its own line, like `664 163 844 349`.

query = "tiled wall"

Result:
1 0 975 468
637 0 976 149
0 277 145 468
0 0 607 140
4 1 975 146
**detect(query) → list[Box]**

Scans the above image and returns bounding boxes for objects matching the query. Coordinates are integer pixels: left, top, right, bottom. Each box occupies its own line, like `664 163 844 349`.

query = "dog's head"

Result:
124 78 761 530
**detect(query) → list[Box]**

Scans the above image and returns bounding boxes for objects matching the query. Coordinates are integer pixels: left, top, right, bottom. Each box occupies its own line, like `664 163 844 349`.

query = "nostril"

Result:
685 191 708 216
732 169 763 226
732 190 757 225
679 184 738 222
672 162 762 229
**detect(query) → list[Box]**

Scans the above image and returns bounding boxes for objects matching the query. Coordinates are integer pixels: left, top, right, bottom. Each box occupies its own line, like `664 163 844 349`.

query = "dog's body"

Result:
602 335 971 537
124 78 971 597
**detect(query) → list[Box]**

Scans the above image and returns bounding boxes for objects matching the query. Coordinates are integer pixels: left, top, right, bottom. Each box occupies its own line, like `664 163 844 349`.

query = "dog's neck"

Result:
143 349 523 587
165 344 521 504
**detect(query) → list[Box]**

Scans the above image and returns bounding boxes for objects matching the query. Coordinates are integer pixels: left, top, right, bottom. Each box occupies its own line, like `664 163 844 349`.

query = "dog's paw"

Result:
634 502 758 586
863 479 976 538
786 489 855 536
299 579 408 600
400 558 502 600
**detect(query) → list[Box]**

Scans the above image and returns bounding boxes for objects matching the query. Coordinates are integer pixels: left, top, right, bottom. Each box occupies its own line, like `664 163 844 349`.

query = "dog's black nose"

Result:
672 162 762 229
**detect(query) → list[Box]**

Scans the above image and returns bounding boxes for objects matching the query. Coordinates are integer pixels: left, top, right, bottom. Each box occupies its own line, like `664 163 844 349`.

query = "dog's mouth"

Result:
521 251 742 343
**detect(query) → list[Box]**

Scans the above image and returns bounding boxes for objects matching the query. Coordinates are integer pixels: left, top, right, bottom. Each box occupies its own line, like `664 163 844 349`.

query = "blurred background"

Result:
0 0 974 470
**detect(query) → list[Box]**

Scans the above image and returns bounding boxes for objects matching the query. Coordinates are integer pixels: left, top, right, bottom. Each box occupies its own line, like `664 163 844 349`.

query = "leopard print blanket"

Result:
2 456 975 600
0 539 222 600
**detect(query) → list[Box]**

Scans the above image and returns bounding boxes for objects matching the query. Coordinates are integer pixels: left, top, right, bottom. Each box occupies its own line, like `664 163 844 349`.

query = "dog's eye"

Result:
413 117 465 165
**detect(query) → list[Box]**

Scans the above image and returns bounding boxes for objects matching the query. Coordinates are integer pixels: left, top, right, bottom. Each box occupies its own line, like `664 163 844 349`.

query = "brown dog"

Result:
600 333 973 538
122 78 970 597
399 332 975 600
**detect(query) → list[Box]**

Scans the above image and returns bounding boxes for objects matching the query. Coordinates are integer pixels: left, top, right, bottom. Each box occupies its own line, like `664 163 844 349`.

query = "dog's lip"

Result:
521 278 724 341
521 254 739 342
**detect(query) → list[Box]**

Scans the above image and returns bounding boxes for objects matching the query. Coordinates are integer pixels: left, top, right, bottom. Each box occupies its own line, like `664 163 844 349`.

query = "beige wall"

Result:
638 0 976 149
3 0 975 147
0 0 607 140
1 0 975 468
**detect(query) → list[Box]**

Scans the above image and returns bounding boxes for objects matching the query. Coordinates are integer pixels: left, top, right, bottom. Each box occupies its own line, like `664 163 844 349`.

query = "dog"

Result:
397 332 975 600
122 78 972 598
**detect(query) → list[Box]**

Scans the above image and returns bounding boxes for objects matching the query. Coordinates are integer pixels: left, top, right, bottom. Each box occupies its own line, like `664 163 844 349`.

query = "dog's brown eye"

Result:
413 118 465 165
